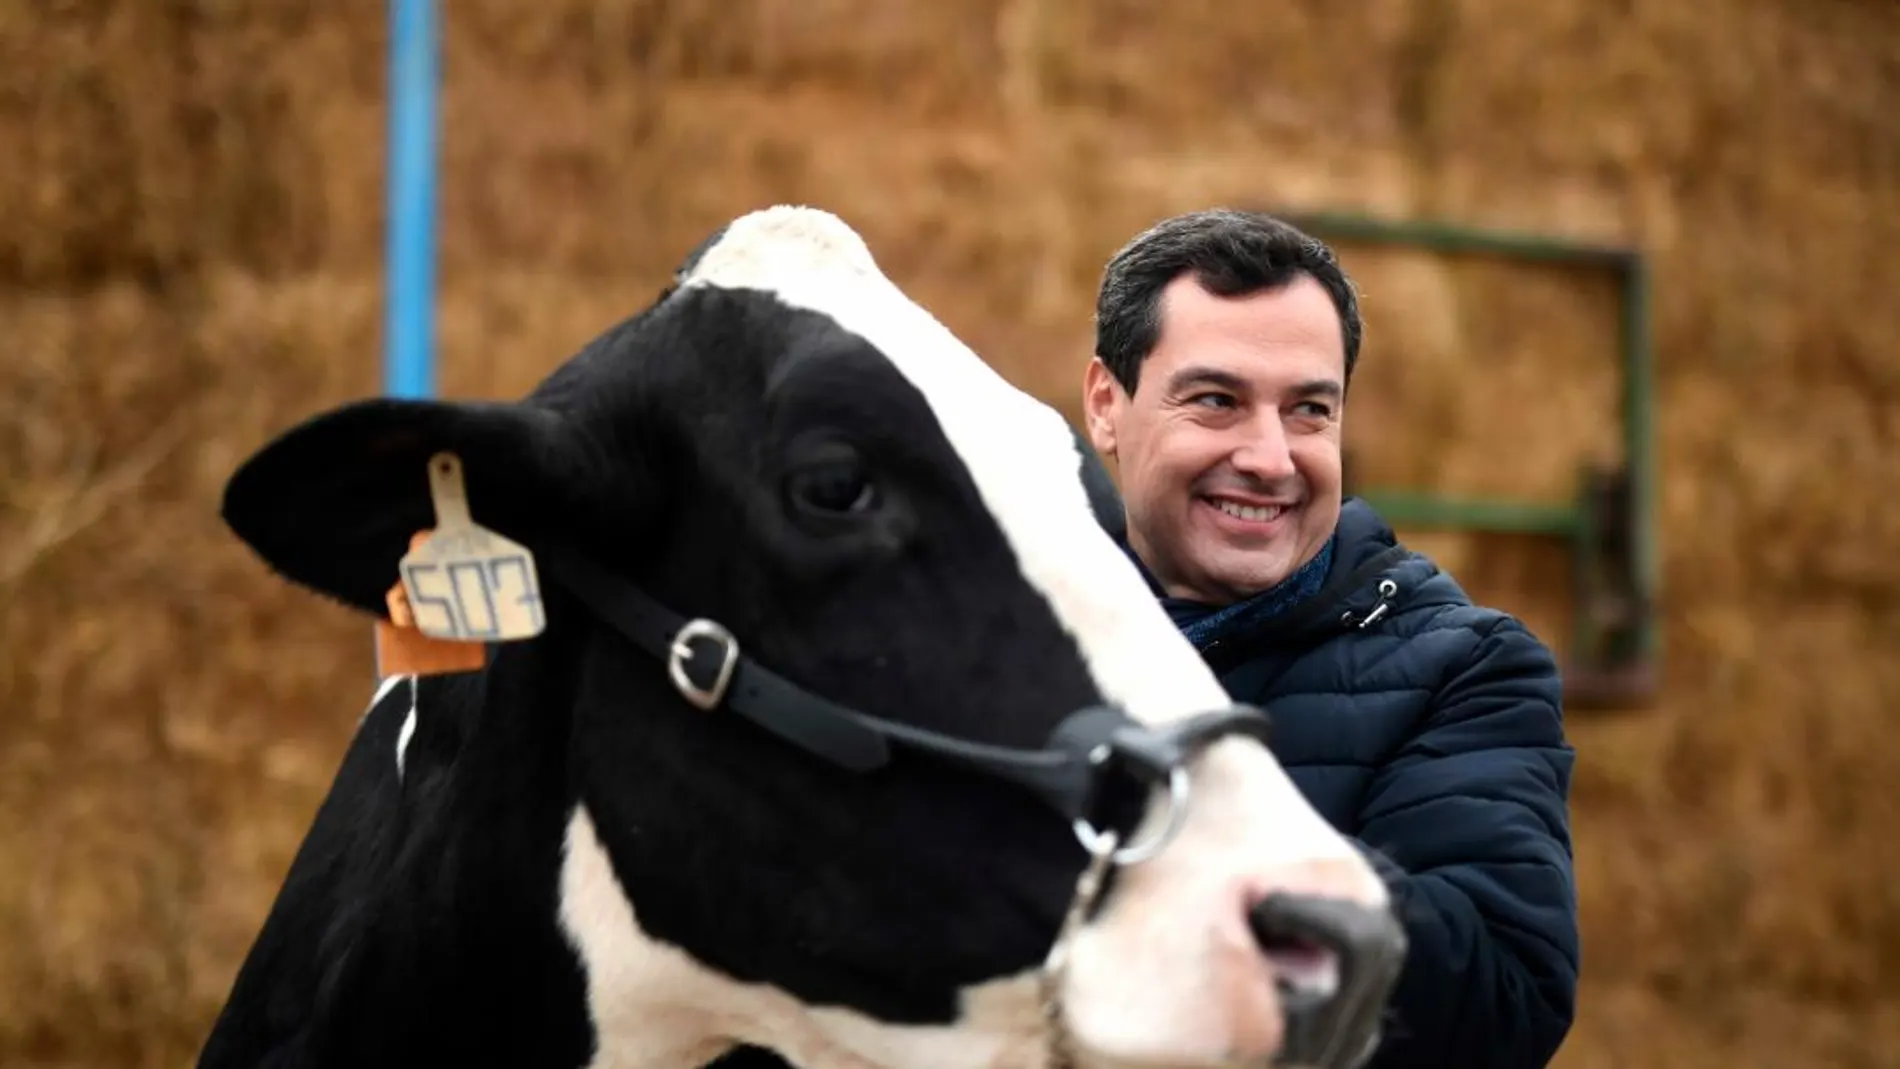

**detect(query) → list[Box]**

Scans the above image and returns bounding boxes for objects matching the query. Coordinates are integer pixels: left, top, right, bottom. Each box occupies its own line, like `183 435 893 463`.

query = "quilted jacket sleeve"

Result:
1350 614 1580 1069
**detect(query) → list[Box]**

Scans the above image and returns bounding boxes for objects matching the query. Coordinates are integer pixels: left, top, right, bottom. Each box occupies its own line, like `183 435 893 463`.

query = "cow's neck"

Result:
338 631 596 1065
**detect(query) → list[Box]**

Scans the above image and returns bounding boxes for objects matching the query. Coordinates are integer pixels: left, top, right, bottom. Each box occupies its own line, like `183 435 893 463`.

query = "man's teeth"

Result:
1215 500 1285 522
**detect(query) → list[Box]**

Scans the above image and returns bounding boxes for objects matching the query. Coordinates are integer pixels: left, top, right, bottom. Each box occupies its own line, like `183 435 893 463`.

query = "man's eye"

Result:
1293 401 1334 419
1189 392 1236 409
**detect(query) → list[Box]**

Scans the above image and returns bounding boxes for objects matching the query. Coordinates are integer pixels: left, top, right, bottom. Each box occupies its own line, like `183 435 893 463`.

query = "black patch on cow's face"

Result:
549 283 1104 1020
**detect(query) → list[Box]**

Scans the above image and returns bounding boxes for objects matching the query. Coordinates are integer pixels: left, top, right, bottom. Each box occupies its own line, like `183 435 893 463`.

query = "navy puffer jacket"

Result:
1078 454 1581 1068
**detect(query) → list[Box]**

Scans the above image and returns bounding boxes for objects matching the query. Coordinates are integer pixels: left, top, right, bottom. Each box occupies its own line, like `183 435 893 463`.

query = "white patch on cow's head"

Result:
663 206 1389 1067
681 204 882 286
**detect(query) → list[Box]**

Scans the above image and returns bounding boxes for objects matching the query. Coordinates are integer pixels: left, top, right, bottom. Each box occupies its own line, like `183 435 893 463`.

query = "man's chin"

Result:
1187 554 1303 603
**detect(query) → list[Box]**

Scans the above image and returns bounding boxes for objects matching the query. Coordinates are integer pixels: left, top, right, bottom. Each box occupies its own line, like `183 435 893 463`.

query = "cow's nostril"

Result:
1259 933 1340 1005
1249 892 1407 1069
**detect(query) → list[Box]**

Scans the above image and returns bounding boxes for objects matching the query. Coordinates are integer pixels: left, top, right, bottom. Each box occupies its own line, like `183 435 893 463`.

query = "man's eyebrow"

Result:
1162 368 1345 402
1293 378 1345 402
1164 366 1249 395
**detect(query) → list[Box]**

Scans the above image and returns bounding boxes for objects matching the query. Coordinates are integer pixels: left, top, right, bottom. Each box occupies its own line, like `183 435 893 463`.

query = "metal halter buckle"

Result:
1069 742 1193 867
667 618 740 711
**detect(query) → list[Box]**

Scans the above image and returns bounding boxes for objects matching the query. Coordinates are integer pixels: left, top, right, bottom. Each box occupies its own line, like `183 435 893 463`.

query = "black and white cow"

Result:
200 206 1404 1069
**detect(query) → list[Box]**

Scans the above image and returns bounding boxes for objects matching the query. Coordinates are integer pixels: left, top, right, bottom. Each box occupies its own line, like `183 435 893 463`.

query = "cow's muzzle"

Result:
1251 893 1408 1069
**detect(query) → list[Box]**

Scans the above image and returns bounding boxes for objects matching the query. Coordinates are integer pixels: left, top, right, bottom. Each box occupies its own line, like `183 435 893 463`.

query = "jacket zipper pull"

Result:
1342 579 1398 630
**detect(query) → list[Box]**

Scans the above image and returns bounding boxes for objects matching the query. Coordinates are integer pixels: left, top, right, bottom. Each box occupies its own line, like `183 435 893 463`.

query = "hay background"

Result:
3 1 1898 1066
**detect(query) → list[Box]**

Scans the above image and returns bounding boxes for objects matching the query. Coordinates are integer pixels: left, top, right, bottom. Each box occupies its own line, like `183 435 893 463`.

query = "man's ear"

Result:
221 397 595 619
1081 357 1122 460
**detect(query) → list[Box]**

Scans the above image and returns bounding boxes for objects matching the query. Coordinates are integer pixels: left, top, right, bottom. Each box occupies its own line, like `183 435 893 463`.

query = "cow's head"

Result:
221 206 1401 1068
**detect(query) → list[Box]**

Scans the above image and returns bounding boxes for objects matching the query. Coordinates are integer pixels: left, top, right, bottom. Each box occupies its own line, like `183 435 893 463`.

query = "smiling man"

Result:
1080 209 1581 1069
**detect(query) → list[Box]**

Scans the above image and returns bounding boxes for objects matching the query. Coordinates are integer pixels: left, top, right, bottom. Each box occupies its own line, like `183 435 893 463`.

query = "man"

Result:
1078 208 1580 1069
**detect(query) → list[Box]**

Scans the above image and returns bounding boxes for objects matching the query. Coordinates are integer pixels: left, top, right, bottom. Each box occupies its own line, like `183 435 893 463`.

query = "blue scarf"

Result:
1127 535 1337 650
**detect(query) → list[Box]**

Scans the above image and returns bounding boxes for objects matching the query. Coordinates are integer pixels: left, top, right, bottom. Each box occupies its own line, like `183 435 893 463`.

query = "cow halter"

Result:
541 549 1275 867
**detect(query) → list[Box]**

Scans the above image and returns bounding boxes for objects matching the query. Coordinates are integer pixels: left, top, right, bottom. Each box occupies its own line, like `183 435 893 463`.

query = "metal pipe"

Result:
1272 206 1661 681
1620 255 1660 665
384 0 439 400
1274 209 1633 268
1349 492 1583 538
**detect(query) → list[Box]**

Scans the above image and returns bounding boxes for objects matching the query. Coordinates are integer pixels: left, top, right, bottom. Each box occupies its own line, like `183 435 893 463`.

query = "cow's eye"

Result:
785 447 877 517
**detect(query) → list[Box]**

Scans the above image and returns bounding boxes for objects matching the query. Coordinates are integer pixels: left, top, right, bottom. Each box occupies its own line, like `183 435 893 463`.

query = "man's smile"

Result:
1200 494 1299 536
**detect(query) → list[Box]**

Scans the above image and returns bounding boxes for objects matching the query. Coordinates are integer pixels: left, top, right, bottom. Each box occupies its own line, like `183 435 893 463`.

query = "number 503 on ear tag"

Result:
398 452 547 643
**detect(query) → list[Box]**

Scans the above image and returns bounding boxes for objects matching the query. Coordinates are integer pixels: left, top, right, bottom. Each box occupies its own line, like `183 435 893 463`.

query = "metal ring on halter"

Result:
668 618 740 711
1071 760 1192 867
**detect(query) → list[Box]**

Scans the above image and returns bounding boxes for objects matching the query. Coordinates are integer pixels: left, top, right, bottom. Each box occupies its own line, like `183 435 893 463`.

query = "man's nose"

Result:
1231 417 1297 482
1251 890 1408 1069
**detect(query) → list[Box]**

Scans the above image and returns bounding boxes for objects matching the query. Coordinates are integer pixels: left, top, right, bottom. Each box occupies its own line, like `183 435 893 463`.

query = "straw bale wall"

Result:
3 1 1896 1065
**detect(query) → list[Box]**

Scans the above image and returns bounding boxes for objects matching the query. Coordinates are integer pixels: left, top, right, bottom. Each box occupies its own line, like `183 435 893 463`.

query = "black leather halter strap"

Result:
538 548 1275 852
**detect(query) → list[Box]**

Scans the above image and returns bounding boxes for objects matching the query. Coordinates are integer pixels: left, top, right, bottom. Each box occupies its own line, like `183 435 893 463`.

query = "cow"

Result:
199 205 1405 1069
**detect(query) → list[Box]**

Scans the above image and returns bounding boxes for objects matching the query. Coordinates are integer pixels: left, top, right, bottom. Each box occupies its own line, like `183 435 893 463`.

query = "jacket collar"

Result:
1124 536 1337 649
1112 497 1437 652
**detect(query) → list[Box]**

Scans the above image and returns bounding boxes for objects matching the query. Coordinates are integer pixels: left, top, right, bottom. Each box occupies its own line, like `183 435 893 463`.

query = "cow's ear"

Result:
221 397 593 618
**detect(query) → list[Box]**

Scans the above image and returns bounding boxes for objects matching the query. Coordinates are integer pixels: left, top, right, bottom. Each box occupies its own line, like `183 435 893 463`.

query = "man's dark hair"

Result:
1094 209 1363 393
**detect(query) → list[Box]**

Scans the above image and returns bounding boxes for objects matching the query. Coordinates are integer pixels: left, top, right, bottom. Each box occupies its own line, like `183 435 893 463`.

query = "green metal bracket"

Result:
1271 209 1660 710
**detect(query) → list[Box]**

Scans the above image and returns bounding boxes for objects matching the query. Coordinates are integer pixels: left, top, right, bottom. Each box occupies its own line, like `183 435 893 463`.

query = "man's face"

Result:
1083 272 1346 605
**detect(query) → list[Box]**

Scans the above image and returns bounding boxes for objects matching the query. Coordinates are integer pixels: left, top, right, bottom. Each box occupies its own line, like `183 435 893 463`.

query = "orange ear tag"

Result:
375 531 489 678
375 452 547 679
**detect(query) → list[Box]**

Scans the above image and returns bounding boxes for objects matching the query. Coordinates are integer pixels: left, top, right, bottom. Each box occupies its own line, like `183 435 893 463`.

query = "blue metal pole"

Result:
377 0 440 681
385 0 439 400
